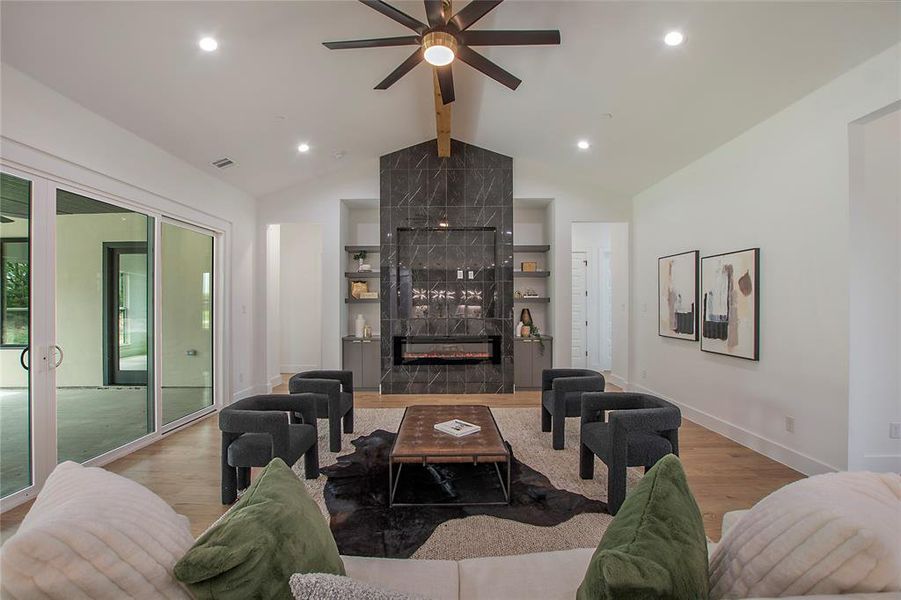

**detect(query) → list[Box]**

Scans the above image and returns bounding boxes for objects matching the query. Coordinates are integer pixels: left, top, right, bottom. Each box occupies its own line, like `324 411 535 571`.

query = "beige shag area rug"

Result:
296 407 640 560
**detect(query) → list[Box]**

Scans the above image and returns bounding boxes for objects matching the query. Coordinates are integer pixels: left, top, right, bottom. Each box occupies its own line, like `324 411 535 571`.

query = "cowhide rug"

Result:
299 408 635 560
321 429 607 558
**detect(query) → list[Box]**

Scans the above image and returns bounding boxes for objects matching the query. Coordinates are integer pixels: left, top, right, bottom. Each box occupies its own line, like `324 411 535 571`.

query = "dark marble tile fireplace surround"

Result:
380 139 513 394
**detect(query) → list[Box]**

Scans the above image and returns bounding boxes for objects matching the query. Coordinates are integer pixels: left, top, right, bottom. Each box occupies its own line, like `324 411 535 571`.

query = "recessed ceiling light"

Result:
298 143 311 153
577 140 590 150
198 37 218 52
664 31 684 46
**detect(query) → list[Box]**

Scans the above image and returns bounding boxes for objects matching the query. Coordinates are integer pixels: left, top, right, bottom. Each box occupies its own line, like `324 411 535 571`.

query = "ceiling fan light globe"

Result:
425 45 455 66
422 31 458 66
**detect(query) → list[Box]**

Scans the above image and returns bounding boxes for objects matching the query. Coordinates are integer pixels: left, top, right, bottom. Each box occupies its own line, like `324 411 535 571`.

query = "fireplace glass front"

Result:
393 336 501 366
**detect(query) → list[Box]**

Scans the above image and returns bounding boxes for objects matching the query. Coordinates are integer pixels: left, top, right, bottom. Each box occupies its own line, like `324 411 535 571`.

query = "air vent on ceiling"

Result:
212 157 235 169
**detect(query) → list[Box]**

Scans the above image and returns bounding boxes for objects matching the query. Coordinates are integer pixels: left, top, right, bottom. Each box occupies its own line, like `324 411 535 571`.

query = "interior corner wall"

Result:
257 160 379 370
515 160 633 369
0 63 261 402
629 44 901 475
849 105 901 472
277 222 323 373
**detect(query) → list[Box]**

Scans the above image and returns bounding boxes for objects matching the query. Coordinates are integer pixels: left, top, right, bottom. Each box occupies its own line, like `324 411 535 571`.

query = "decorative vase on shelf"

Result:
516 321 524 337
355 314 365 338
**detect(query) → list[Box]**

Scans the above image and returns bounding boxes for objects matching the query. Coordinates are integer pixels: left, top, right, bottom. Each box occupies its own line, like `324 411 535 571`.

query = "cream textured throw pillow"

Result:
1 461 194 599
710 471 901 599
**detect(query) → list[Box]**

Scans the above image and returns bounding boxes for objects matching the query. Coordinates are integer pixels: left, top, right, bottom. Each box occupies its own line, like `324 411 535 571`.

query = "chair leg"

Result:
304 443 320 479
343 407 354 434
580 444 595 479
221 463 237 505
607 461 626 515
237 466 251 491
552 414 565 450
329 415 342 452
540 405 551 432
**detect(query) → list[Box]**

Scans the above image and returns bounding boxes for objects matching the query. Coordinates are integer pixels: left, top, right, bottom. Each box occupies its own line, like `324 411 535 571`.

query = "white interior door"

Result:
571 252 588 368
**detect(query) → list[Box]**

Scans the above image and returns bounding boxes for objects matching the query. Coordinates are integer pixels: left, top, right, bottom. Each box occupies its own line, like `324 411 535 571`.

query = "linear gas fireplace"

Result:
394 336 502 366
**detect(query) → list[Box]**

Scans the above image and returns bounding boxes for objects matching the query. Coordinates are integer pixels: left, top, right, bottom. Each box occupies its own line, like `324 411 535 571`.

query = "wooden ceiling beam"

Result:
433 69 451 157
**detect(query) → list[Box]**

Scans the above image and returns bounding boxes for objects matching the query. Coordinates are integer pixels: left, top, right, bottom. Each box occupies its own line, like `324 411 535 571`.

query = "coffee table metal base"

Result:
388 456 512 508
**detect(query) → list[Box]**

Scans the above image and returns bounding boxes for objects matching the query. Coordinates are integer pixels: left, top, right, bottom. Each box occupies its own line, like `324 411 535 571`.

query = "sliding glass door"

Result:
55 190 154 464
161 222 214 425
0 172 32 498
0 169 220 505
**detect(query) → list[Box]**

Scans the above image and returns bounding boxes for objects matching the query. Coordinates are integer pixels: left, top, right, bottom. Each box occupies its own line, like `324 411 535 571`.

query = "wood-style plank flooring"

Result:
1 378 802 542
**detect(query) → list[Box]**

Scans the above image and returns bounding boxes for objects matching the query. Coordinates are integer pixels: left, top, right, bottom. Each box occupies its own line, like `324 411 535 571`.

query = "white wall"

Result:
278 222 323 373
849 104 901 472
0 63 261 401
630 44 900 475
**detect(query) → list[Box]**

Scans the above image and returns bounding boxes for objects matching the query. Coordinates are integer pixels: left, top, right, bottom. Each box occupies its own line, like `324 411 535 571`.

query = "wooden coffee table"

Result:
389 405 511 507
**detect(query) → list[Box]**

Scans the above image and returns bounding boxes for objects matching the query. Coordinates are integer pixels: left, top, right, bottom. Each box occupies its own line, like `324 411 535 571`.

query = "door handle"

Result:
19 347 29 370
51 345 64 369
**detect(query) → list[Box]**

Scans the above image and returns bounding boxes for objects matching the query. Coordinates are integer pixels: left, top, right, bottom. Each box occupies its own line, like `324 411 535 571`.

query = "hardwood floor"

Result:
1 379 802 543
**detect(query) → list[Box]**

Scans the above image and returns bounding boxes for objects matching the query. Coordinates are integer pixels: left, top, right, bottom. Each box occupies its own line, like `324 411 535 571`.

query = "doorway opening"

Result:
103 242 149 386
570 222 629 384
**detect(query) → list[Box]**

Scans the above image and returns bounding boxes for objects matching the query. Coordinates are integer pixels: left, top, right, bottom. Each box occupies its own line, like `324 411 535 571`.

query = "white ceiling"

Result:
1 1 898 198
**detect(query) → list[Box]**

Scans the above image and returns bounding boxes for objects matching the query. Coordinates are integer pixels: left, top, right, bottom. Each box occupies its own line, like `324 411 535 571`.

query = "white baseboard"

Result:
857 454 901 472
232 384 268 403
267 373 284 392
280 363 318 374
606 372 629 390
628 383 838 476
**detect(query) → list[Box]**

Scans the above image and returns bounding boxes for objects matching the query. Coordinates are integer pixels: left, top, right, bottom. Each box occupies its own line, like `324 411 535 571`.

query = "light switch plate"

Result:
890 422 901 439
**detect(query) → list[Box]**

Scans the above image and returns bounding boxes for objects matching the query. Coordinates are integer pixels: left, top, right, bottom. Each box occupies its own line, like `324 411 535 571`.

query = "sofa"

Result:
333 512 892 600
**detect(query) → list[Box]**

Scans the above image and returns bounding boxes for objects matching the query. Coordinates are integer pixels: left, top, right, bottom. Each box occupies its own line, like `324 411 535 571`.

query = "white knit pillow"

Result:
1 461 194 599
710 471 901 599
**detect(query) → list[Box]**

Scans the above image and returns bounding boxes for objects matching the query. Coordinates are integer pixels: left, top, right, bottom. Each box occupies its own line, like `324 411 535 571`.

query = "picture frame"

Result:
658 250 699 341
700 248 760 361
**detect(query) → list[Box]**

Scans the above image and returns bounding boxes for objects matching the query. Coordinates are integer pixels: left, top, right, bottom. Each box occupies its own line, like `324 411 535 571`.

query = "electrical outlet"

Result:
641 369 647 380
238 372 244 384
890 422 901 439
785 416 795 434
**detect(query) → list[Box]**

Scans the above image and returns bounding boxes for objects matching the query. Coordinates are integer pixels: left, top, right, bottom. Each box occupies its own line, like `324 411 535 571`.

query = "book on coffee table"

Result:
434 419 481 437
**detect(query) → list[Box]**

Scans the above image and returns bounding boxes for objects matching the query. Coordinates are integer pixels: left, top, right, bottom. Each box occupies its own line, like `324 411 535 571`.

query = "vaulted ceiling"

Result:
1 1 898 198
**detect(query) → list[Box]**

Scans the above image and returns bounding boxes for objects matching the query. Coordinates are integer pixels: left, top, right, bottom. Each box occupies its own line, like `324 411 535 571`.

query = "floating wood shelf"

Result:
513 297 550 303
345 245 380 253
513 271 550 278
345 297 380 303
345 271 380 278
513 245 550 253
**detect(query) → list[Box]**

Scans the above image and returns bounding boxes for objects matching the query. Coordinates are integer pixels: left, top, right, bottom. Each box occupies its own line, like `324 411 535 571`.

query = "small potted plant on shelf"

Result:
530 324 546 355
353 250 367 272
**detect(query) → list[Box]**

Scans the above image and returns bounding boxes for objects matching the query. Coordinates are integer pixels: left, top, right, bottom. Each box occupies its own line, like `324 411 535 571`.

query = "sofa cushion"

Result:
174 458 344 600
459 548 595 600
343 555 458 600
577 454 708 600
710 471 901 599
290 573 425 600
0 461 194 600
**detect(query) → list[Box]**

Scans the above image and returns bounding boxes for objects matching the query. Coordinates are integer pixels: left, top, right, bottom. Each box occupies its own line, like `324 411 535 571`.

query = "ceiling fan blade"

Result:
451 0 503 31
462 30 561 46
374 48 425 89
456 45 521 90
424 0 446 27
323 36 421 50
360 0 427 33
436 64 455 104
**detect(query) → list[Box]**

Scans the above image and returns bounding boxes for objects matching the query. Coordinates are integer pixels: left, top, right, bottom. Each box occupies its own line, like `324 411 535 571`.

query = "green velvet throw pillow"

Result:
577 454 708 600
174 458 344 600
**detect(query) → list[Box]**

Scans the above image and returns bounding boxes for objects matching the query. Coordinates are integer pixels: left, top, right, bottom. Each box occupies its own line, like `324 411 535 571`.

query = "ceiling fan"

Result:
323 0 561 105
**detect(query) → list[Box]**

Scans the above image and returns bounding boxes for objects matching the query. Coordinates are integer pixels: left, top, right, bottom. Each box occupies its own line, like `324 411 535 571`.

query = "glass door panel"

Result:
55 189 153 463
161 223 213 425
0 172 32 497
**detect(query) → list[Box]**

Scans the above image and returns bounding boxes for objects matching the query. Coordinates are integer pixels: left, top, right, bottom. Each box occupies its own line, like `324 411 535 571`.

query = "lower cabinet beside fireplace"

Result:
343 337 380 390
513 337 553 389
